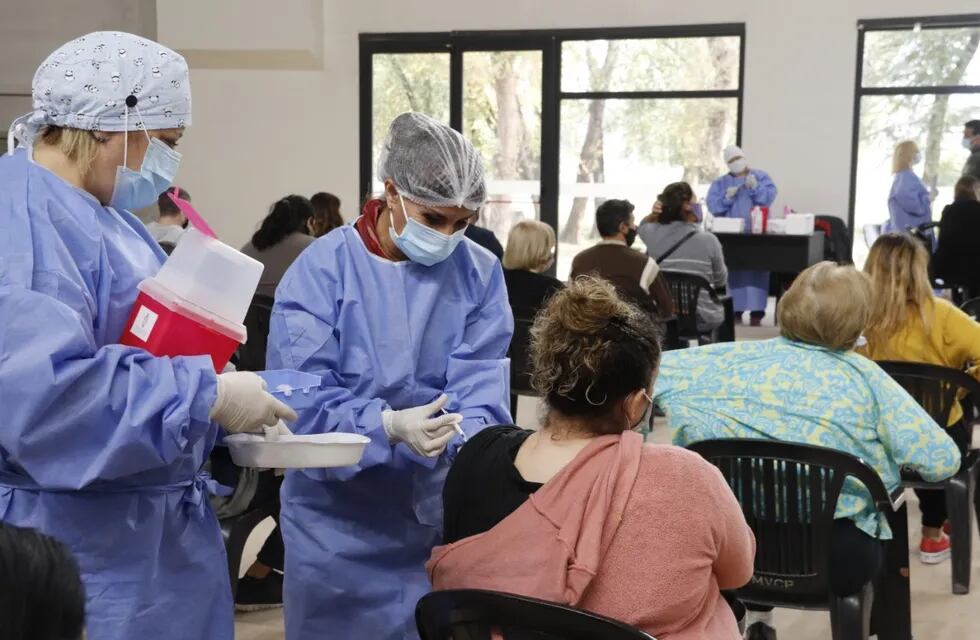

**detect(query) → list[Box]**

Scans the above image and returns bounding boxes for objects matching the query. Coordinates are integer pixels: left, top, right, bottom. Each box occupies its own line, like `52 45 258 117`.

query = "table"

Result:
714 232 826 274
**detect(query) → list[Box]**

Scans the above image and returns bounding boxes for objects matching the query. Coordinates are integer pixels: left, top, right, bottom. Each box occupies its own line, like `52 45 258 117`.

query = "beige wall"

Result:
1 0 155 154
152 0 976 250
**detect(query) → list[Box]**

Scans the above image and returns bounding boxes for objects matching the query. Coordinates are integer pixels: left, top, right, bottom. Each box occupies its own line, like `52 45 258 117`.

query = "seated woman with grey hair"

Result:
653 261 962 640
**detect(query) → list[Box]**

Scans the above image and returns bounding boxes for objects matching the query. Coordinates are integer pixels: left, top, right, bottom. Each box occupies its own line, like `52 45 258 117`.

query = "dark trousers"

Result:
744 519 884 613
251 471 285 571
210 447 285 572
916 421 970 529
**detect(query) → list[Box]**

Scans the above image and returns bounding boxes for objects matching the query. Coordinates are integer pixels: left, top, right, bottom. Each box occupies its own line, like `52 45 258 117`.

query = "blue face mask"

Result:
109 129 181 212
692 202 703 222
389 194 466 266
965 137 976 151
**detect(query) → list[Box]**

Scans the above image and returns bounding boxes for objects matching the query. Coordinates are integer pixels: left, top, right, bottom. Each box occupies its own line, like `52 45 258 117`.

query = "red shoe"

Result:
920 534 951 564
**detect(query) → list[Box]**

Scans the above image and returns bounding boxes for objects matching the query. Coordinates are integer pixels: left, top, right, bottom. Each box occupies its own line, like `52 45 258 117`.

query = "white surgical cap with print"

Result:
8 31 191 148
377 112 487 211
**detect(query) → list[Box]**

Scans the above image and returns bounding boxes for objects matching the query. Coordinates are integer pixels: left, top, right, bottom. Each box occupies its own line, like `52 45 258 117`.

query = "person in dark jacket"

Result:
934 175 980 298
465 218 504 259
570 199 674 319
502 220 563 319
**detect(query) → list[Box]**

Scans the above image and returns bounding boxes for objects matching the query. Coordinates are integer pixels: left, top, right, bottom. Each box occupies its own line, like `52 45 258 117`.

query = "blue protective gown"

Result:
267 224 513 640
0 150 232 639
706 169 778 313
885 169 931 233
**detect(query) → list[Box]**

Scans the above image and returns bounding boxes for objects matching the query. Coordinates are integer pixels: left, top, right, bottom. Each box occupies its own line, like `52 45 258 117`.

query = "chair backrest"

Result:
509 312 537 396
862 223 882 249
235 294 275 372
875 361 980 428
687 439 893 609
814 215 852 264
416 589 656 640
960 297 980 321
662 271 712 339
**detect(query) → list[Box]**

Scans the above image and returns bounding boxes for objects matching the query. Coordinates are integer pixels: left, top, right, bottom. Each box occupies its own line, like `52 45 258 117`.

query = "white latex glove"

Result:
210 372 298 434
263 421 293 441
382 394 463 458
745 173 759 190
725 186 740 200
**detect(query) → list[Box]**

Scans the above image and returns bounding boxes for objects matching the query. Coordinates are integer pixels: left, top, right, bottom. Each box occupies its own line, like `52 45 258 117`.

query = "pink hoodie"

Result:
427 432 755 639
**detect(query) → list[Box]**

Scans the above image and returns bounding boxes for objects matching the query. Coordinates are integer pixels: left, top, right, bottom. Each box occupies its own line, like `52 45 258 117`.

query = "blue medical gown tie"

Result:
267 225 513 640
0 150 231 640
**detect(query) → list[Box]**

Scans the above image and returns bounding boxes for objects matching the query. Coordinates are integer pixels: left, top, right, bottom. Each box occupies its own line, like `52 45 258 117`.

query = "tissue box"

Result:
767 219 788 234
785 213 815 235
711 217 745 233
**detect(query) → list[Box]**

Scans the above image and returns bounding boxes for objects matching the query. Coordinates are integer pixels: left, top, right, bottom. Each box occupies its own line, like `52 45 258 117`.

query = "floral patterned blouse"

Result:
654 337 962 539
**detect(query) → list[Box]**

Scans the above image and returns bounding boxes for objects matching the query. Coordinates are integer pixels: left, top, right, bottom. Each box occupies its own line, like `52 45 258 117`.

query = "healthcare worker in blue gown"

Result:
0 32 297 640
707 144 778 326
268 112 513 640
884 140 932 234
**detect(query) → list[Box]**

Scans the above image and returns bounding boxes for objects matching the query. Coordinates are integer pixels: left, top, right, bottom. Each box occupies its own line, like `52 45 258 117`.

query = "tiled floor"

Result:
234 317 980 639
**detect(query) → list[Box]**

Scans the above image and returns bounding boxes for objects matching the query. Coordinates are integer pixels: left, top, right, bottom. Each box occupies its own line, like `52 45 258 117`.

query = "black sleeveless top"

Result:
442 425 541 544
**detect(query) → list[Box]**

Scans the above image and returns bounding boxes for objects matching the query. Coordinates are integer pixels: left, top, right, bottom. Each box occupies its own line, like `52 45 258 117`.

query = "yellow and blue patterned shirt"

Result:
654 337 962 539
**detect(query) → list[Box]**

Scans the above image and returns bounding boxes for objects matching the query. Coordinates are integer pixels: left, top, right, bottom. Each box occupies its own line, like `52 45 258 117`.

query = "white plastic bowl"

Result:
224 432 370 469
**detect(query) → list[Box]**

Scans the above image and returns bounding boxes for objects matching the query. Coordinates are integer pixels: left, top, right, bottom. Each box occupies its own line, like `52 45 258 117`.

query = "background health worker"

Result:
0 32 296 640
267 112 513 640
706 144 777 325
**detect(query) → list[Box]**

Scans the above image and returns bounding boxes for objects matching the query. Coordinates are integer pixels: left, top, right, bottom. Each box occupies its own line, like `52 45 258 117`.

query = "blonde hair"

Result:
863 233 934 347
777 261 872 351
892 140 918 174
38 126 101 177
503 220 556 271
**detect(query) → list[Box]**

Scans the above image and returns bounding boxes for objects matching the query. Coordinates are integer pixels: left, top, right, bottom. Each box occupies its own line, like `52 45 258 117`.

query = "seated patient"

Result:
429 277 755 640
653 261 961 640
859 232 980 563
0 523 85 640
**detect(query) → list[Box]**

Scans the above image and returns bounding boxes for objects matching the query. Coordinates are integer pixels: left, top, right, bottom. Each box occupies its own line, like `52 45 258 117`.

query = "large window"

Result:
850 15 980 266
361 25 745 278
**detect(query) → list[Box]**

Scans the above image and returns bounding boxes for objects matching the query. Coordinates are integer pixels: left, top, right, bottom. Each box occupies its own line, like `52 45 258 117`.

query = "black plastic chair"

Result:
508 313 539 418
661 271 725 347
814 215 853 264
875 361 980 595
235 293 275 372
416 589 656 640
687 439 906 640
219 500 277 599
960 297 980 320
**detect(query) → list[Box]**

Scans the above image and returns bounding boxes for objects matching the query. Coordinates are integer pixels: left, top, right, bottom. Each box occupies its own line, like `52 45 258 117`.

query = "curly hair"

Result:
529 276 662 432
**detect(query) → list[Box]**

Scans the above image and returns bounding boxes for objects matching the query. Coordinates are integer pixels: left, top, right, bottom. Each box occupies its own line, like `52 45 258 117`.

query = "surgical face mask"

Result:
109 127 181 212
913 151 923 165
629 390 655 432
389 194 466 266
965 137 976 150
691 202 703 222
728 158 748 174
625 226 638 248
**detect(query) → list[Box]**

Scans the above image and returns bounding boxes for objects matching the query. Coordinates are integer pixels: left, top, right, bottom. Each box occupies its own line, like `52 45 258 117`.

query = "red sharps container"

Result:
121 227 264 371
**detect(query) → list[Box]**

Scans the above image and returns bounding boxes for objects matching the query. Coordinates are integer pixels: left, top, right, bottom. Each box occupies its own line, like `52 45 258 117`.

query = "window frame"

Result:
360 24 746 269
848 13 980 233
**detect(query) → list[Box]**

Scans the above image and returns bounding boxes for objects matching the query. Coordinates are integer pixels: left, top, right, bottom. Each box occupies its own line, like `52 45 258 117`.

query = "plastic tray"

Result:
224 432 369 469
257 369 322 411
